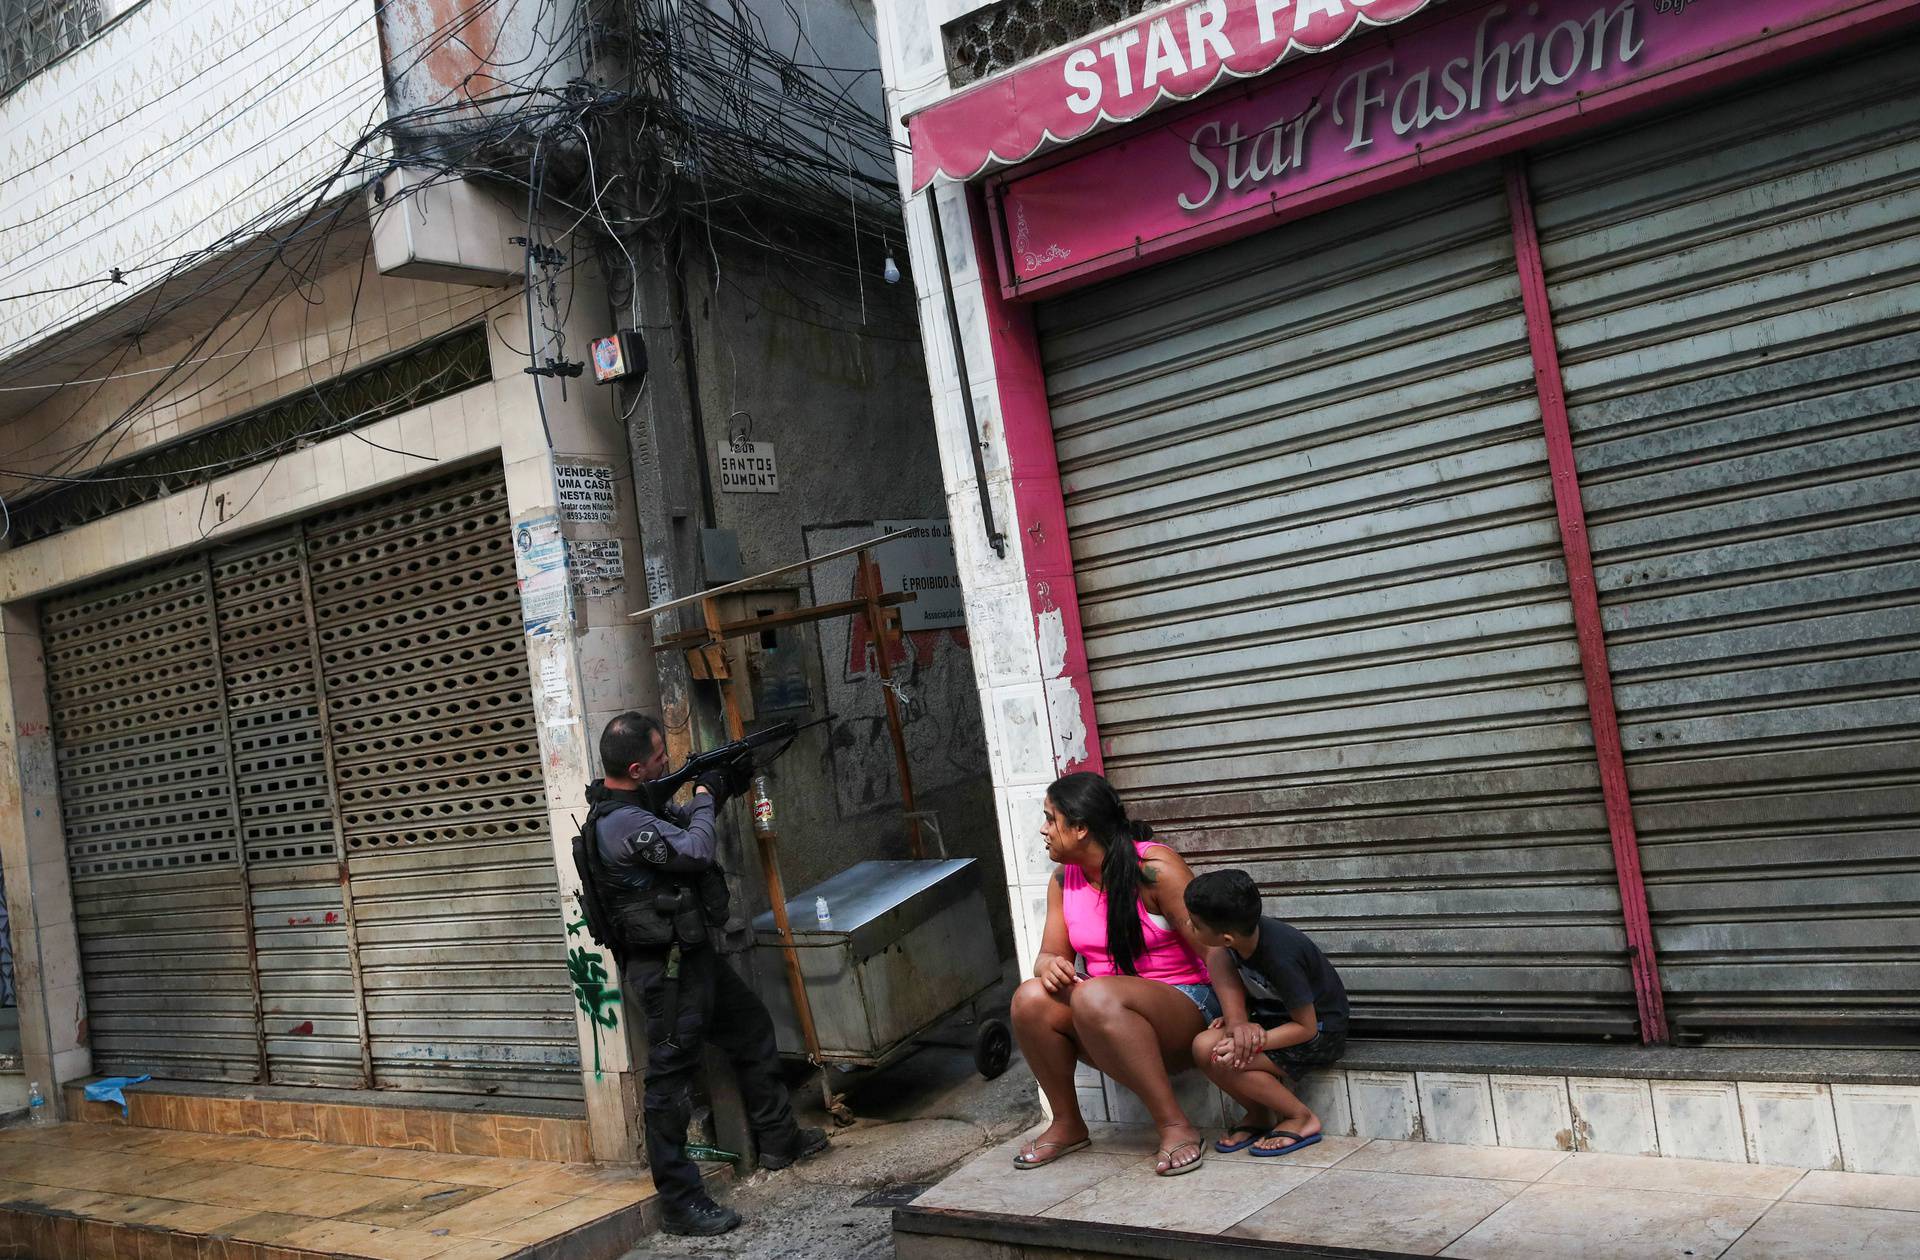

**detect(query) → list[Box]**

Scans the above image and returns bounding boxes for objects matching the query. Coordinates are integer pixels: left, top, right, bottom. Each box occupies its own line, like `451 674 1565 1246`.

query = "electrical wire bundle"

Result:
0 0 917 536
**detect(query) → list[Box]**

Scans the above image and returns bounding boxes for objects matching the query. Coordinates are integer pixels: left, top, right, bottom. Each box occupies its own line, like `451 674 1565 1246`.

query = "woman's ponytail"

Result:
1050 772 1152 976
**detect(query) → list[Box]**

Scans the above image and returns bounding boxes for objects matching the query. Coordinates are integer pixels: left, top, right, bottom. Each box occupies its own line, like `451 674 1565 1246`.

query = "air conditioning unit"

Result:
368 168 522 287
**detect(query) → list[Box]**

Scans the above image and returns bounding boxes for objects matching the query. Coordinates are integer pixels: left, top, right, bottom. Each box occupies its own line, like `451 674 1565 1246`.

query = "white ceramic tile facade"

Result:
1652 1080 1748 1164
1739 1082 1842 1171
1016 884 1050 970
1570 1077 1660 1157
1418 1072 1498 1147
1295 1069 1355 1138
1492 1075 1575 1151
1002 786 1055 886
1105 1072 1225 1131
1833 1084 1920 1176
990 683 1057 787
968 583 1040 688
1349 1071 1421 1141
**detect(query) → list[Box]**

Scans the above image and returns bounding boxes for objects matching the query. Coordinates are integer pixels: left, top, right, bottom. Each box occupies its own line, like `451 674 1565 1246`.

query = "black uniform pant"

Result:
624 942 802 1209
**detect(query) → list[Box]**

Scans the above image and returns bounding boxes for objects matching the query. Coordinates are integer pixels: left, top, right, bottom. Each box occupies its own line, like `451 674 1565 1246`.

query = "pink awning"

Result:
906 0 1438 190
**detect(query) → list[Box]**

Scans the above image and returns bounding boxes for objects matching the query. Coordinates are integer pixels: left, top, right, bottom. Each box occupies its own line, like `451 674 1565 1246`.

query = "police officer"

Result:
587 712 828 1236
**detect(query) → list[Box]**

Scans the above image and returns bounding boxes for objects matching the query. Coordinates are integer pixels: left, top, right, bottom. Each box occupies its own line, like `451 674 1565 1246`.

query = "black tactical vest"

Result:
580 785 729 949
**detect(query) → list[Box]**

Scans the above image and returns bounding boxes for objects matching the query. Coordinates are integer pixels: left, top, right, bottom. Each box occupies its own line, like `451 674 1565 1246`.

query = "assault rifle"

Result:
647 715 831 800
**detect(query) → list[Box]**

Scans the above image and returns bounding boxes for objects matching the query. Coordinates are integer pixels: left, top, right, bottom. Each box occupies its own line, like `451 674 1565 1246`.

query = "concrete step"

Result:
62 1077 593 1163
0 1120 727 1259
895 1121 1920 1260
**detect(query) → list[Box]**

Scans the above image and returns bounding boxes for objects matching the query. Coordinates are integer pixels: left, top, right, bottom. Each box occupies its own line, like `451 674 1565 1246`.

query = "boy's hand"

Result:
1212 1020 1266 1069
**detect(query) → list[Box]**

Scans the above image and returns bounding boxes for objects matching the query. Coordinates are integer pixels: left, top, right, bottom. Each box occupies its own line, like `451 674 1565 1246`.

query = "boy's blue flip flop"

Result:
1215 1124 1267 1153
1249 1130 1322 1158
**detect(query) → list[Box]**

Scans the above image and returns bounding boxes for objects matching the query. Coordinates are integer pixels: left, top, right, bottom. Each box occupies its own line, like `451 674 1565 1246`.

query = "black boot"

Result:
759 1125 830 1171
661 1194 742 1236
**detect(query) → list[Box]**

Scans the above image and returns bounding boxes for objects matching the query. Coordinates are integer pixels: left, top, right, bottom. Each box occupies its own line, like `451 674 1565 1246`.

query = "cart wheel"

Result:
974 1018 1013 1080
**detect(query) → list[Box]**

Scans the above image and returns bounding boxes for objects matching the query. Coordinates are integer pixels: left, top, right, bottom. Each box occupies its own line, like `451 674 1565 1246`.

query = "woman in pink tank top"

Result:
1011 773 1219 1177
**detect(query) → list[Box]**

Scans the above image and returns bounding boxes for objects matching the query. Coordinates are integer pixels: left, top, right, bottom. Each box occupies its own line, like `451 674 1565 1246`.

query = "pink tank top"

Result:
1061 843 1211 986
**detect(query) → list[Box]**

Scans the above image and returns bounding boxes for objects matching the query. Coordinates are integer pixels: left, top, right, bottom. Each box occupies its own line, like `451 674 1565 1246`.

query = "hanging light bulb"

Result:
882 255 901 285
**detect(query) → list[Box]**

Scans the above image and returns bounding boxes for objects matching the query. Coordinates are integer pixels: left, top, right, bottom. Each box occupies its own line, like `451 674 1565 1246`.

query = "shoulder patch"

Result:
639 829 673 865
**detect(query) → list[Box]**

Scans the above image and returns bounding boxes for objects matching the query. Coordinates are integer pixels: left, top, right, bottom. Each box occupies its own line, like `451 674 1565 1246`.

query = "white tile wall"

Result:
1296 1069 1355 1138
1740 1082 1842 1171
1072 1067 1913 1173
990 683 1057 787
1652 1080 1747 1164
1418 1072 1498 1146
1570 1077 1660 1156
971 583 1042 687
1105 1072 1224 1131
1491 1075 1575 1151
1349 1072 1421 1141
1833 1085 1920 1176
1002 787 1055 886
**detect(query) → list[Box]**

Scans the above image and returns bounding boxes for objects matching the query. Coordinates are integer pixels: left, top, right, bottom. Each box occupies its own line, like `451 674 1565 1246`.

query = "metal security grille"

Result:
1037 167 1639 1037
208 531 364 1085
306 463 577 1097
43 460 580 1096
0 0 104 97
1530 39 1920 1044
44 561 263 1080
943 0 1156 88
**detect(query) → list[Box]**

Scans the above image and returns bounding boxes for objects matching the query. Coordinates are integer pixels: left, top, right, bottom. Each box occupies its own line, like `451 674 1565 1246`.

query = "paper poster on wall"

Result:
643 554 673 607
571 539 625 598
514 514 571 636
876 518 965 631
717 438 779 494
555 459 617 523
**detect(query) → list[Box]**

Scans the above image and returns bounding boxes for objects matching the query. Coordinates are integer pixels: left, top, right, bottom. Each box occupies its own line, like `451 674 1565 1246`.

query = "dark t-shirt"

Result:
1232 915 1349 1034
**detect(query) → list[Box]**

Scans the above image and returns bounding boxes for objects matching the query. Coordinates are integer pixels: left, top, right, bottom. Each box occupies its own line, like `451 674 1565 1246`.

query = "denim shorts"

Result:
1171 982 1222 1022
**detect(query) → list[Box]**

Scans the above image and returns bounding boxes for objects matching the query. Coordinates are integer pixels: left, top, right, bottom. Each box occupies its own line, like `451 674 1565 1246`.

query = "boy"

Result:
1184 869 1349 1157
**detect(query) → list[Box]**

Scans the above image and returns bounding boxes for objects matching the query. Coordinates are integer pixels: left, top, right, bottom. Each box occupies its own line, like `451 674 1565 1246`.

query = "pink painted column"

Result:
1505 158 1669 1045
965 185 1102 777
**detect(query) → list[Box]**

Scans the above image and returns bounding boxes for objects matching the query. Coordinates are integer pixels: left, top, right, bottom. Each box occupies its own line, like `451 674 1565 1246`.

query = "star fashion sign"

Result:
986 0 1917 293
906 0 1438 190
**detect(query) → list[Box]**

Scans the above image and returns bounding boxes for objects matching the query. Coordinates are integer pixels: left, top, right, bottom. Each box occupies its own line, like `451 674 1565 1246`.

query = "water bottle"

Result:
27 1081 50 1127
815 896 833 930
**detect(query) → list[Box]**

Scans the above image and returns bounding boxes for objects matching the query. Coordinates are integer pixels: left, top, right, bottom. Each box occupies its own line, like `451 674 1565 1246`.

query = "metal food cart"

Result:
750 858 1010 1079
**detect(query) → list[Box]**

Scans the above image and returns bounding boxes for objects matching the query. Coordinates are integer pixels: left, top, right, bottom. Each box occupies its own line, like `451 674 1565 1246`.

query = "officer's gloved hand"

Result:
722 757 755 800
694 769 733 803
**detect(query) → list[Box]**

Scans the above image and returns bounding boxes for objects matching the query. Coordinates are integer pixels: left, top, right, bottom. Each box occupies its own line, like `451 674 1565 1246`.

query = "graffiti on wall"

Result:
567 944 621 1078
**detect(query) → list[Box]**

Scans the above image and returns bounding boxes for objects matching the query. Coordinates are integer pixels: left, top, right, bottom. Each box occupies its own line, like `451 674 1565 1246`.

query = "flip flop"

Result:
1214 1122 1269 1154
1249 1129 1323 1158
1155 1138 1206 1177
1012 1137 1089 1170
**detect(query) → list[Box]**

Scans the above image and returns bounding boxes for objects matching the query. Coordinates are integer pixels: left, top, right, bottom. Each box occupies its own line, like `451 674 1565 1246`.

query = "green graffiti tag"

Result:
568 945 621 1077
566 915 590 936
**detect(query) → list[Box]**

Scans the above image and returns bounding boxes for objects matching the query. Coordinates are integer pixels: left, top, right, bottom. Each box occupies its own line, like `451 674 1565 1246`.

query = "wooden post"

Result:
857 550 924 860
698 597 842 1120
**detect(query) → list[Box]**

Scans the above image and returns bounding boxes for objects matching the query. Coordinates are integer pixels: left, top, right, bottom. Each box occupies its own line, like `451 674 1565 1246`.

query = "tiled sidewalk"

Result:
907 1122 1920 1258
0 1121 689 1259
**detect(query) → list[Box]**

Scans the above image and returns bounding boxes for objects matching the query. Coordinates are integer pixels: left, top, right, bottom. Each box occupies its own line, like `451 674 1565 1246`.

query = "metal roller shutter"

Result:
1529 40 1920 1043
207 532 365 1085
44 562 263 1080
1037 167 1639 1037
305 463 578 1096
43 460 579 1098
